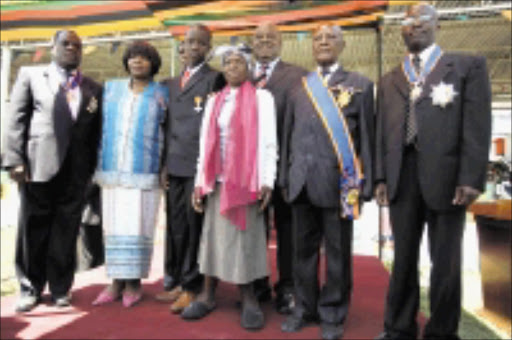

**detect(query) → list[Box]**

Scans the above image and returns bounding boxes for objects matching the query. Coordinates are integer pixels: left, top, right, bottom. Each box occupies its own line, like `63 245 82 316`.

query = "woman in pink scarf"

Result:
180 44 277 331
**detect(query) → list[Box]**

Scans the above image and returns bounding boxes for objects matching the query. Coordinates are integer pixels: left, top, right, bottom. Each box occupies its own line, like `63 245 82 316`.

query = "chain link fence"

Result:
4 1 511 101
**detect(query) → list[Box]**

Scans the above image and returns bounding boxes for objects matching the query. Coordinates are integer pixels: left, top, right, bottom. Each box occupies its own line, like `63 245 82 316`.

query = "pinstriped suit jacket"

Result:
280 67 375 208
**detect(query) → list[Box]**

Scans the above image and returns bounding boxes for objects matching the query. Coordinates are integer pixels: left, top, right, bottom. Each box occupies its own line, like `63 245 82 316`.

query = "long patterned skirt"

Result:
101 187 161 279
198 184 269 284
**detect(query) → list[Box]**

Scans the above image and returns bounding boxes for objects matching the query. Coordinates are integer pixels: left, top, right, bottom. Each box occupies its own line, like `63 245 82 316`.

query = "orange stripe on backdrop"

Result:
232 0 388 25
175 13 384 37
1 1 147 22
167 0 387 36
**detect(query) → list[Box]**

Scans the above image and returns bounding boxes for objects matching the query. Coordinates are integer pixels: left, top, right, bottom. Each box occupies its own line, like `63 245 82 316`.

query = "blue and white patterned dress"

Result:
95 79 168 279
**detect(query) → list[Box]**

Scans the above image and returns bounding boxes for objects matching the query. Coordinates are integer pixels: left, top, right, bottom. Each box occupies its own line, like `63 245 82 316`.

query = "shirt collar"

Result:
255 57 280 77
186 61 205 77
316 62 339 75
410 43 438 68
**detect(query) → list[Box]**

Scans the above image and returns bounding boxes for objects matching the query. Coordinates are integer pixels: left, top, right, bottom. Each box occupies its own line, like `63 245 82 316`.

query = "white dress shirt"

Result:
408 43 439 73
316 62 340 83
254 57 280 82
185 61 206 78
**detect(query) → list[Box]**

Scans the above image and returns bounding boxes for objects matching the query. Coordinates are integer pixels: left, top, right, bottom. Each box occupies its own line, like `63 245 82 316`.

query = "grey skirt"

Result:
198 185 269 284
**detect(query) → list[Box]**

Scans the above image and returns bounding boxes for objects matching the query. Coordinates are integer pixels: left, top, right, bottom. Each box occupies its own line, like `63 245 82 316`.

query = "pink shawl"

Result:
199 81 259 230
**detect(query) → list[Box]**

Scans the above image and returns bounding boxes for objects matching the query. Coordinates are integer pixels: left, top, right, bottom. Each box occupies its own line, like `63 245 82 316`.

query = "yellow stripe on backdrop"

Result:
1 17 163 42
388 0 418 5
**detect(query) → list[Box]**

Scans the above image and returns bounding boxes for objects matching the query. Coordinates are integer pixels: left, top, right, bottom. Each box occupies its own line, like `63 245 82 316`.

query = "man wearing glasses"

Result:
374 3 491 339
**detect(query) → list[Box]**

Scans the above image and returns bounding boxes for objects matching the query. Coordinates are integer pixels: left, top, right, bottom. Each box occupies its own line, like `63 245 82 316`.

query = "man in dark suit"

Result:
251 22 308 314
2 30 102 312
280 24 374 340
157 24 225 313
374 3 491 340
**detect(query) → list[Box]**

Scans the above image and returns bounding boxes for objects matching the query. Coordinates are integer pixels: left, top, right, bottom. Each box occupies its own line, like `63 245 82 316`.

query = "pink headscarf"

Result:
198 80 259 230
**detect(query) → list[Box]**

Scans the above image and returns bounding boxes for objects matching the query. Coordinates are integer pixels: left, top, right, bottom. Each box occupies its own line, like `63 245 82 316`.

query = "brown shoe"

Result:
155 286 182 303
170 291 195 314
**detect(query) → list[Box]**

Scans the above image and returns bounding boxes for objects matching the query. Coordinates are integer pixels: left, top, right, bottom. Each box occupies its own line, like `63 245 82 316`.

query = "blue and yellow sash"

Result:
303 71 363 219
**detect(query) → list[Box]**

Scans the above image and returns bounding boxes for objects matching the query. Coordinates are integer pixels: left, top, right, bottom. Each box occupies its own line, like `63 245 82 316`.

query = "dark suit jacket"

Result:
3 64 102 182
258 61 308 146
163 64 225 177
280 67 375 208
375 53 492 210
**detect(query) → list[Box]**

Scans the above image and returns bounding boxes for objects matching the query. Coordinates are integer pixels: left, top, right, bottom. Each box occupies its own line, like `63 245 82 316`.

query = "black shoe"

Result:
375 331 394 340
240 303 264 331
275 292 295 314
15 294 41 313
281 314 307 333
321 323 344 340
181 301 216 320
53 294 72 307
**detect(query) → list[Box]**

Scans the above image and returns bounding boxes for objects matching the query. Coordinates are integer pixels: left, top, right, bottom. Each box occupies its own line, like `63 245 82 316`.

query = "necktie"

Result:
321 66 330 80
255 64 268 88
181 69 191 89
412 54 421 76
405 55 421 145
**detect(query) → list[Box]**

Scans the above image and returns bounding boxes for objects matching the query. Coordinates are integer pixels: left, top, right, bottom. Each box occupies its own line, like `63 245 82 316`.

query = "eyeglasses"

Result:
401 14 433 27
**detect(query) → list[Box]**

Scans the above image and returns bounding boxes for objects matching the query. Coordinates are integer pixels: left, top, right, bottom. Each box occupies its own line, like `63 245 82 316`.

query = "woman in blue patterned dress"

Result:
92 41 168 307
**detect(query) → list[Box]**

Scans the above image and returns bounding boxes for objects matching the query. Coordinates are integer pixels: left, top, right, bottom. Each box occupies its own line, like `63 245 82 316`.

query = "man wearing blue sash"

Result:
280 24 374 340
374 3 491 340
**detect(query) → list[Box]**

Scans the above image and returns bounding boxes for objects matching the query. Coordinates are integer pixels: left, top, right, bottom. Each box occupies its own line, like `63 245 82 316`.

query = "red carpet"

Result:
0 232 423 339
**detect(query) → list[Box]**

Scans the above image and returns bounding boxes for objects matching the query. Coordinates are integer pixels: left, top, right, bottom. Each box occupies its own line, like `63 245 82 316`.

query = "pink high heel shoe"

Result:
92 288 121 306
122 290 142 308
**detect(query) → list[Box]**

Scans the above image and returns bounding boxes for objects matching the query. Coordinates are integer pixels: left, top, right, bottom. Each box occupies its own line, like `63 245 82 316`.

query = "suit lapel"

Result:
391 66 410 100
179 64 210 96
76 79 93 123
416 54 453 104
265 61 287 89
43 65 59 95
328 67 348 87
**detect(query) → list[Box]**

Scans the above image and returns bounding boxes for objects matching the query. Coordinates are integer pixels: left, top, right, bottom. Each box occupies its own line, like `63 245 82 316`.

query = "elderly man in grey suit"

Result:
280 24 374 340
2 30 102 312
251 22 308 314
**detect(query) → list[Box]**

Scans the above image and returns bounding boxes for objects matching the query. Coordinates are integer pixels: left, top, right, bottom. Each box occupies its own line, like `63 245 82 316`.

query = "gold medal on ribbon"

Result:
194 96 203 113
347 188 359 206
337 89 353 109
410 83 422 102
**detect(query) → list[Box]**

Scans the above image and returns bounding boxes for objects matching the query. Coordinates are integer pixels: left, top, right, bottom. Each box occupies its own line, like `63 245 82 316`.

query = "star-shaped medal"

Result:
430 81 458 108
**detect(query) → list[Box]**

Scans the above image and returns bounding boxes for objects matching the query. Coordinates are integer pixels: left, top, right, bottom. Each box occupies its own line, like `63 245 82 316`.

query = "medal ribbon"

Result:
303 71 363 220
402 45 443 86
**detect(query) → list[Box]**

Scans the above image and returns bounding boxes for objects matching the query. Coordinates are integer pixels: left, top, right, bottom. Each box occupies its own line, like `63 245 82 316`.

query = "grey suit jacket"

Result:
280 67 375 208
375 54 491 210
162 64 225 177
2 64 102 182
